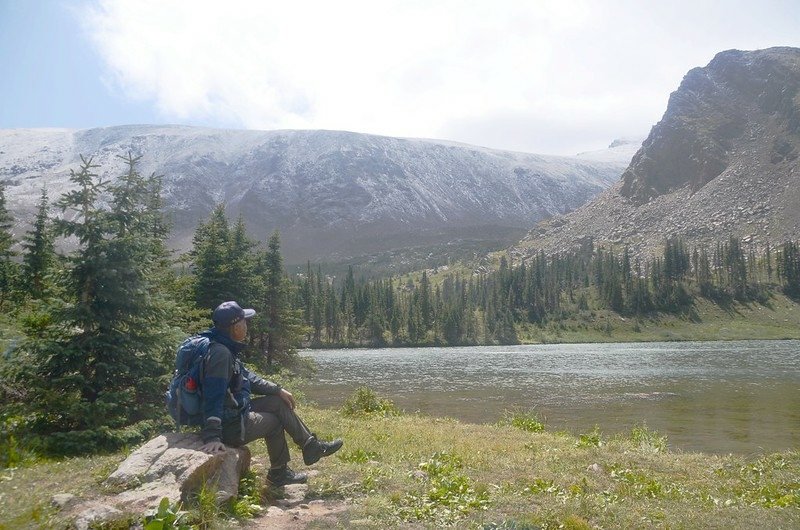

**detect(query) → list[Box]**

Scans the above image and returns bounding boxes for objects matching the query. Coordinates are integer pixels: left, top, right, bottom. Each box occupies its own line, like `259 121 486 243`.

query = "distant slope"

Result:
514 47 800 260
0 126 633 263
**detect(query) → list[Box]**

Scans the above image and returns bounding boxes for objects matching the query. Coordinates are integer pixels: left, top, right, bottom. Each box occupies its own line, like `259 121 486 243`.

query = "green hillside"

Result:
516 292 800 344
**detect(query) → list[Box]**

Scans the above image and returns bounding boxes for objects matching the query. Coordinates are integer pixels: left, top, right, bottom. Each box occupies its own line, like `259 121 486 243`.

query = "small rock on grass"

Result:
74 504 123 530
587 463 604 473
51 493 77 509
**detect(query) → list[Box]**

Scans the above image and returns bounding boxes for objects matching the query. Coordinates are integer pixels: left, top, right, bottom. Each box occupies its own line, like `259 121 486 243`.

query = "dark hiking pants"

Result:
224 395 313 468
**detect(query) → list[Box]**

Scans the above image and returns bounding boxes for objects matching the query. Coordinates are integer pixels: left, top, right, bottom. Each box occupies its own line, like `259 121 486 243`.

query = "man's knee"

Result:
242 410 283 442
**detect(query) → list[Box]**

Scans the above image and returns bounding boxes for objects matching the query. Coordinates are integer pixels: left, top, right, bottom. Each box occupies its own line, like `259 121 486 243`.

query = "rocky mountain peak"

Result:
514 47 800 263
620 47 800 203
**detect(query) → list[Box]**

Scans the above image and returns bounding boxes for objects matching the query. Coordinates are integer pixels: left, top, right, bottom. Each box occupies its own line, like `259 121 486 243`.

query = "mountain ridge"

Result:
513 46 800 261
0 125 636 264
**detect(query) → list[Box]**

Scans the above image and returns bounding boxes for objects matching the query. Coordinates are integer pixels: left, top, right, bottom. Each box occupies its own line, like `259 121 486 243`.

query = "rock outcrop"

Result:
65 432 250 529
514 47 800 261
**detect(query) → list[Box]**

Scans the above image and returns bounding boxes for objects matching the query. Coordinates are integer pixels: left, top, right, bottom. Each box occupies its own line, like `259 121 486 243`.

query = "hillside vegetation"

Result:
515 292 800 344
288 237 800 348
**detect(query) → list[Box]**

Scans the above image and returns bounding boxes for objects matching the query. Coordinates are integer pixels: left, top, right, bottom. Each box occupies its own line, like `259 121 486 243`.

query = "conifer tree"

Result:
191 204 232 310
276 234 800 347
765 242 773 282
780 241 800 299
21 188 55 299
253 231 306 368
325 280 340 343
311 265 324 344
419 270 432 333
301 261 314 338
0 182 17 308
8 155 172 455
227 215 258 307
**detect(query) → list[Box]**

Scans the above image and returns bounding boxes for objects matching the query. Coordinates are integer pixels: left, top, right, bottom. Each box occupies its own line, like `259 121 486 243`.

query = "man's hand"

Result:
200 441 227 454
279 388 296 410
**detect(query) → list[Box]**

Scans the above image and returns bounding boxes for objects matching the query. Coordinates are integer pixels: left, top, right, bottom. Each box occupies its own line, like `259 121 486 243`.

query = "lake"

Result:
300 340 800 455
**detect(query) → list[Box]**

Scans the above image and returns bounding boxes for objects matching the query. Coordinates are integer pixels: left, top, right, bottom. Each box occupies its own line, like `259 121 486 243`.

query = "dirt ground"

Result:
246 471 353 529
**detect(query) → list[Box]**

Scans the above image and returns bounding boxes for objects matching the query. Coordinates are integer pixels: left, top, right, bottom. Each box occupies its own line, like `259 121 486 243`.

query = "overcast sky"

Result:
1 0 799 155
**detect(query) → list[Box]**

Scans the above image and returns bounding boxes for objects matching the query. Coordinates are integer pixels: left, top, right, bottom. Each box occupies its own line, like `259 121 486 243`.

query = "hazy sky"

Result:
2 0 799 155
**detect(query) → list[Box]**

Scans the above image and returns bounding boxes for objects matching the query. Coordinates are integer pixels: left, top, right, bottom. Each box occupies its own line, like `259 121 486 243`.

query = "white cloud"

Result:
84 0 800 154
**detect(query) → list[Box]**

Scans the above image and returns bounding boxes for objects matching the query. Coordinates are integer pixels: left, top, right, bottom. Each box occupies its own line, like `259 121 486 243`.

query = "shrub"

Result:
192 482 219 528
576 426 603 448
500 411 545 433
521 478 565 496
609 466 680 499
0 415 37 468
341 386 399 416
630 423 668 453
230 470 264 519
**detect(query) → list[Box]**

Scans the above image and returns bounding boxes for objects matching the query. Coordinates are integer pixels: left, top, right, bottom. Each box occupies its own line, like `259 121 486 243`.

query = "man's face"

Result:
231 318 248 341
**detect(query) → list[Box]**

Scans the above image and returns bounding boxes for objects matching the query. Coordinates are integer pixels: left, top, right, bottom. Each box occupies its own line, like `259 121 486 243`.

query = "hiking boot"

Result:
302 435 344 465
267 465 308 487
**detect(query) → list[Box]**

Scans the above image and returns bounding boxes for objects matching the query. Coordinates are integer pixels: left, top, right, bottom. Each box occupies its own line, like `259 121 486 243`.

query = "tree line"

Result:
286 237 800 348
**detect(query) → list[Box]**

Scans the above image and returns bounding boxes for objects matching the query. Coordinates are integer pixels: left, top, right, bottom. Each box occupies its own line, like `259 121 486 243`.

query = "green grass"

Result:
0 453 126 528
291 405 800 528
2 397 799 529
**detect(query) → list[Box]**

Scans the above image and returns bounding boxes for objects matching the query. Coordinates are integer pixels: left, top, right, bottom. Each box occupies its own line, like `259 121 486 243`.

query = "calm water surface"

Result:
300 340 800 454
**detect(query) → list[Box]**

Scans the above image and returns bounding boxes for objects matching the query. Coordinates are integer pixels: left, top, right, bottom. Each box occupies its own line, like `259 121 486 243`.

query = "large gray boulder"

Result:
66 432 250 528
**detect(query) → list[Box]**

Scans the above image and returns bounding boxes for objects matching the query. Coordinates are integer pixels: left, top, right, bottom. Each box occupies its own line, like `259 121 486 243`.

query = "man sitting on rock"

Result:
198 301 343 486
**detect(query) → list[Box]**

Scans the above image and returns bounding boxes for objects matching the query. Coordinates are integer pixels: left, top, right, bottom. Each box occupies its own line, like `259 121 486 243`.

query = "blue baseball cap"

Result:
212 301 256 328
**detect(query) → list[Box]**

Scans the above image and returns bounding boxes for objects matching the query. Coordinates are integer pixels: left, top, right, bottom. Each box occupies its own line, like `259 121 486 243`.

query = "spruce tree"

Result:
21 188 55 299
191 204 232 310
253 231 306 368
8 155 172 455
0 182 16 308
780 241 800 299
419 270 433 333
227 215 258 307
311 265 324 344
325 280 340 343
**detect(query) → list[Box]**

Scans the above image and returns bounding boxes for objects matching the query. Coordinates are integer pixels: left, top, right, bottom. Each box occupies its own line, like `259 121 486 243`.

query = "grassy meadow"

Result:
1 392 798 529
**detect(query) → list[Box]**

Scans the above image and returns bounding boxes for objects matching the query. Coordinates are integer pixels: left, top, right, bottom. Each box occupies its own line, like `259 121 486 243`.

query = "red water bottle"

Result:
185 377 197 391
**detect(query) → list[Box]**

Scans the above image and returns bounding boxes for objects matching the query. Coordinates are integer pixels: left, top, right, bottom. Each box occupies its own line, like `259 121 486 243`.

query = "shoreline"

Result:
300 335 800 351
